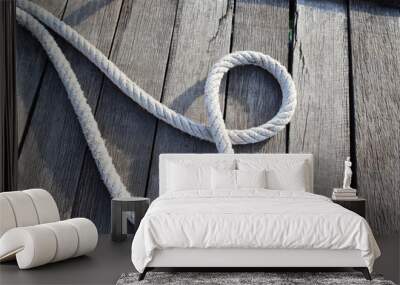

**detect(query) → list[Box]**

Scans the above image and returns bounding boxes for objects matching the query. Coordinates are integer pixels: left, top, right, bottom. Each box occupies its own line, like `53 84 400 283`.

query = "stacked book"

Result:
332 188 357 200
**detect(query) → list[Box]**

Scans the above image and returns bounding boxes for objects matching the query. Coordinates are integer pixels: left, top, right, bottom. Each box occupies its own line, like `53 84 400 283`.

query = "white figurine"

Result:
343 157 353 189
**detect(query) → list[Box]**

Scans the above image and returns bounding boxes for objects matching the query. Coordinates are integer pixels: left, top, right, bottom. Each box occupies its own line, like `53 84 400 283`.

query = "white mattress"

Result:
131 190 380 273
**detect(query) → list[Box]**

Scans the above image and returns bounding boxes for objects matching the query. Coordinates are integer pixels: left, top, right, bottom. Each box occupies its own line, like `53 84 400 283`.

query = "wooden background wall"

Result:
15 0 399 237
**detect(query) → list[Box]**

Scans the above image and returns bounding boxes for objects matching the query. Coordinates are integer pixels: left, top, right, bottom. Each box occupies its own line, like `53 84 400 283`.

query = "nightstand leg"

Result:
138 268 148 281
354 267 371 280
111 202 125 241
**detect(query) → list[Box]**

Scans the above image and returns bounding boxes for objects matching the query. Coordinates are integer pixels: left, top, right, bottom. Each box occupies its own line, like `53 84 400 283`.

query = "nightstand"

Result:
111 197 150 241
332 197 366 218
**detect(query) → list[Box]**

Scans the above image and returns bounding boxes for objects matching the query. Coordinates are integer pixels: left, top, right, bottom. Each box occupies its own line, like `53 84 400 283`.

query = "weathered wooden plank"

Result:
18 0 123 219
145 0 234 200
368 0 400 8
350 0 400 234
0 0 17 192
16 0 67 144
289 0 350 197
225 0 289 154
72 0 178 232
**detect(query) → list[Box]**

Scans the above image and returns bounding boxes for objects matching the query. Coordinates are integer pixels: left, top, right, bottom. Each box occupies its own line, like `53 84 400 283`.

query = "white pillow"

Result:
236 169 268 189
237 159 308 191
167 163 211 191
211 168 268 190
266 168 306 191
211 168 236 190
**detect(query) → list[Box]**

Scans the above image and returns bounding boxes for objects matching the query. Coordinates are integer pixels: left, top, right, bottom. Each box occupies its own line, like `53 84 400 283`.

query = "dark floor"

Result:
374 235 400 284
1 234 398 284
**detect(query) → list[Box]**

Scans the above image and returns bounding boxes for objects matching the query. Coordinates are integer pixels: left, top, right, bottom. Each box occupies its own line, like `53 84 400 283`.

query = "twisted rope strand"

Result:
16 0 297 151
15 0 297 200
16 7 129 200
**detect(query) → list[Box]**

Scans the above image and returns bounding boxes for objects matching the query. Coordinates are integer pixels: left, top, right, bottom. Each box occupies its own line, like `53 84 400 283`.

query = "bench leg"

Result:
354 267 371 280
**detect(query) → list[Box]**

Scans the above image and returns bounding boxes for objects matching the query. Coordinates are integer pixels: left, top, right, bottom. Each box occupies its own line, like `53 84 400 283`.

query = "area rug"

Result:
116 272 396 285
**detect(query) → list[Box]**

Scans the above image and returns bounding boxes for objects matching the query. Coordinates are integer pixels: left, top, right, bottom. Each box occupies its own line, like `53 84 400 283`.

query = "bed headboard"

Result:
159 153 314 195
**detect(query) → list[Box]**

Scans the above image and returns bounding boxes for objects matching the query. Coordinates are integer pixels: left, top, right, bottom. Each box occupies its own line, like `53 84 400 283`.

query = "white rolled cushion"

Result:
0 189 60 238
167 163 211 191
0 191 39 227
236 169 268 189
23 189 60 223
42 221 79 262
65 218 98 257
0 226 57 269
211 168 236 190
0 218 97 269
0 196 17 237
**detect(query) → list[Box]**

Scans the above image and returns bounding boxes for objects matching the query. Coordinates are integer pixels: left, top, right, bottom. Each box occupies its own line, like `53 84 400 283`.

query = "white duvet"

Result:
131 190 380 272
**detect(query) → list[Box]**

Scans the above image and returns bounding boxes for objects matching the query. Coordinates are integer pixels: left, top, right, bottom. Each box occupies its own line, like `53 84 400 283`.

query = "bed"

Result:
131 154 380 280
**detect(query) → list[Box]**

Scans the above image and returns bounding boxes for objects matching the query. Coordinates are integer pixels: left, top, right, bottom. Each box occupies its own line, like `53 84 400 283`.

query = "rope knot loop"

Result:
204 51 297 153
16 0 297 204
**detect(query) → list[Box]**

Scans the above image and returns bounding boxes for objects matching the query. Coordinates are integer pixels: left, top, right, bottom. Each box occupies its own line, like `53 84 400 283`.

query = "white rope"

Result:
205 52 297 153
15 0 297 200
16 7 128 200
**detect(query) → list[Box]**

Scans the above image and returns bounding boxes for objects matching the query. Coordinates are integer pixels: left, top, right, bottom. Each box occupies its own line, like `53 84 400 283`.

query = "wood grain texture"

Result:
225 0 289 154
72 0 178 232
289 0 350 197
16 0 67 144
18 0 123 219
0 0 17 192
146 0 234 200
350 0 400 234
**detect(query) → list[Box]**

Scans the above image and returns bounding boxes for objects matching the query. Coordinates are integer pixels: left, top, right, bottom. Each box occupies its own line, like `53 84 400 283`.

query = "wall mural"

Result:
13 0 399 239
